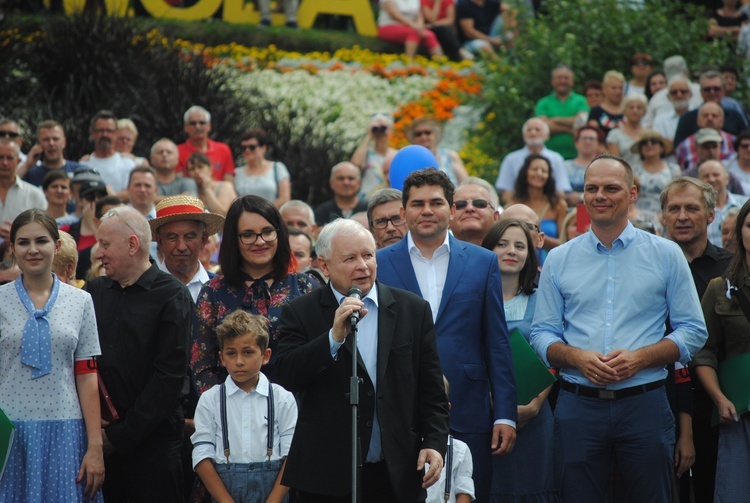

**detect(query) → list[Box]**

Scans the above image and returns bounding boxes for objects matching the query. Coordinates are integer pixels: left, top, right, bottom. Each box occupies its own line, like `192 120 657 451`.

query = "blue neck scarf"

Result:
17 275 60 379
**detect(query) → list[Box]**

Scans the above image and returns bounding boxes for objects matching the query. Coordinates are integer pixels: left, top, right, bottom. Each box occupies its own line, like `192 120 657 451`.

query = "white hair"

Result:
315 219 375 260
101 206 152 256
280 200 316 226
183 106 211 124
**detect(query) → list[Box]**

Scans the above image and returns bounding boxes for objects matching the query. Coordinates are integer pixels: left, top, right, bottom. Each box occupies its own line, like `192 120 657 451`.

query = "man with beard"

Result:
16 120 81 187
81 110 135 194
176 106 235 182
494 117 572 203
653 76 693 142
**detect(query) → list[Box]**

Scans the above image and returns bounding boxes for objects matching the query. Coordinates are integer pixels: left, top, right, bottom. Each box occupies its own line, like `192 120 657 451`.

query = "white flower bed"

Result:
234 69 438 151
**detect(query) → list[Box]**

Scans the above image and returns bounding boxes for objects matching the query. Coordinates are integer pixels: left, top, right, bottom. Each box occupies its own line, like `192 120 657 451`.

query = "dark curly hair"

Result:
514 154 558 206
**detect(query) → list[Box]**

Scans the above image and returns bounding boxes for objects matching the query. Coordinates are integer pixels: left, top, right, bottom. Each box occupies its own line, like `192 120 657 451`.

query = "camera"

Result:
371 125 387 134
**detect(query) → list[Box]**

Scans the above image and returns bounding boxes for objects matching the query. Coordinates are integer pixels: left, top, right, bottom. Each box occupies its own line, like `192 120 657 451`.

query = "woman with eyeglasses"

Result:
192 196 317 392
234 129 291 209
629 129 679 215
406 116 468 185
510 154 567 260
481 219 558 503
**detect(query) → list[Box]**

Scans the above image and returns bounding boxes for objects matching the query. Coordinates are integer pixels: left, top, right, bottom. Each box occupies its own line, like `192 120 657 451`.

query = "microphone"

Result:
346 285 363 327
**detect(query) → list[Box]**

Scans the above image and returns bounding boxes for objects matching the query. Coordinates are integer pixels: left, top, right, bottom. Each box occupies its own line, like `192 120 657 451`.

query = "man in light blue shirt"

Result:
530 154 708 502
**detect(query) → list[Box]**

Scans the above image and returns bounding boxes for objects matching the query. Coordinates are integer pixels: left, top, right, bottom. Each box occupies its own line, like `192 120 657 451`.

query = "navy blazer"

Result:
377 234 517 432
275 282 449 499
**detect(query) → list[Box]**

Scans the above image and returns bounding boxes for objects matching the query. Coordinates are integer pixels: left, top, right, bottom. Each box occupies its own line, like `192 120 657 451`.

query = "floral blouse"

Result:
191 272 317 392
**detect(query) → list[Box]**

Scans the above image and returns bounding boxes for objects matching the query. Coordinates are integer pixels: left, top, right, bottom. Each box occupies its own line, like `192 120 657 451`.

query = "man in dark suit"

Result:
377 169 517 503
276 218 449 502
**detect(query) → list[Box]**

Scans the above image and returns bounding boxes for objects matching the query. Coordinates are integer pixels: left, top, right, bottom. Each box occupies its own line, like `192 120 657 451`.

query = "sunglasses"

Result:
640 138 661 146
701 86 722 93
241 144 260 152
413 130 433 138
454 199 492 210
188 120 208 126
0 131 20 139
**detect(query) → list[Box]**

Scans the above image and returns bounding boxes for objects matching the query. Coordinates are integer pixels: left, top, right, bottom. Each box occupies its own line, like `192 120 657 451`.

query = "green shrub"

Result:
470 0 742 182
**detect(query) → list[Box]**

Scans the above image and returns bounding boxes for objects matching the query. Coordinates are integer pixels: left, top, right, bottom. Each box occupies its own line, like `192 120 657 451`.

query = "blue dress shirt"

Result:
328 284 382 463
530 222 708 389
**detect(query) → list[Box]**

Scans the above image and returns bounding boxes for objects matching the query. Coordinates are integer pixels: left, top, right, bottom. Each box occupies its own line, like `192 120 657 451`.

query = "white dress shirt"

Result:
407 231 450 323
158 259 210 303
191 372 297 468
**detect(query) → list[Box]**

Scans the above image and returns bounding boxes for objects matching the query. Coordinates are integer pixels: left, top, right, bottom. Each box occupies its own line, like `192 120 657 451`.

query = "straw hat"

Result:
149 195 225 239
630 129 673 156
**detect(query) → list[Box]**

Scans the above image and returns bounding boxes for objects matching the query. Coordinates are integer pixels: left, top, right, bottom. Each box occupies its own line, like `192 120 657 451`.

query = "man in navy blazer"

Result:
376 169 517 503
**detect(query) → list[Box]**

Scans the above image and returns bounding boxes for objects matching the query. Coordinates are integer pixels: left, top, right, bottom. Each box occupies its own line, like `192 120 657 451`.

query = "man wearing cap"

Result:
673 70 749 146
680 128 746 195
150 195 224 303
0 138 47 240
350 113 398 198
59 167 110 278
675 104 736 172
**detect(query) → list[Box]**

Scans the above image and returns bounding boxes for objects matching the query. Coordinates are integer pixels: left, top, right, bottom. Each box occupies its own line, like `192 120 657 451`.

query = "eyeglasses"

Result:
701 86 722 94
239 228 278 245
0 131 20 139
578 135 599 142
188 120 208 126
413 130 433 138
241 144 260 152
371 215 406 229
454 199 492 210
640 138 661 146
669 89 690 96
633 59 652 67
699 142 720 149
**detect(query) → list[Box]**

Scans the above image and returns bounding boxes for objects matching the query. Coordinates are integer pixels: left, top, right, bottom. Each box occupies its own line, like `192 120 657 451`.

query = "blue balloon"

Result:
389 145 439 191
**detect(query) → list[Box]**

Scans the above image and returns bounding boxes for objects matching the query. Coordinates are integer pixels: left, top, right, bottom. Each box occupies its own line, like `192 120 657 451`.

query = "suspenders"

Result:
219 381 275 463
444 435 453 502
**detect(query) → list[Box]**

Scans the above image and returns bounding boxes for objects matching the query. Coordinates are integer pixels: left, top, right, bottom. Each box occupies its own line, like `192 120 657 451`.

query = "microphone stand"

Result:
350 323 362 503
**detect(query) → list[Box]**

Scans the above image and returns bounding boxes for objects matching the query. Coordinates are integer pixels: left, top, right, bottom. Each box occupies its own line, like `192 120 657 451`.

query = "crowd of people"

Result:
0 48 749 503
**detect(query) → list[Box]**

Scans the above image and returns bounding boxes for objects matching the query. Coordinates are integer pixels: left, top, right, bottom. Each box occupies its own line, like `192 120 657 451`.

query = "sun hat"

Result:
149 195 225 239
630 129 673 156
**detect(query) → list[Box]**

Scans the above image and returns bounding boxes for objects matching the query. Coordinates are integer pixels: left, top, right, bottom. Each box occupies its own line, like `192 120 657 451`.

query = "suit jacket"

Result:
377 234 517 433
275 282 449 499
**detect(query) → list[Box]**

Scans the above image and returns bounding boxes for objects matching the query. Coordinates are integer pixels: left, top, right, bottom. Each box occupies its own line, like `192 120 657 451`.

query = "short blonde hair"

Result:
603 70 626 86
54 231 78 275
116 118 138 136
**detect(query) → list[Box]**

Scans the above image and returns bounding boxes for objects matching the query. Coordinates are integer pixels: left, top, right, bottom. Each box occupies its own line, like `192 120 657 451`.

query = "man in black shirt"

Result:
85 206 193 503
660 177 732 503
